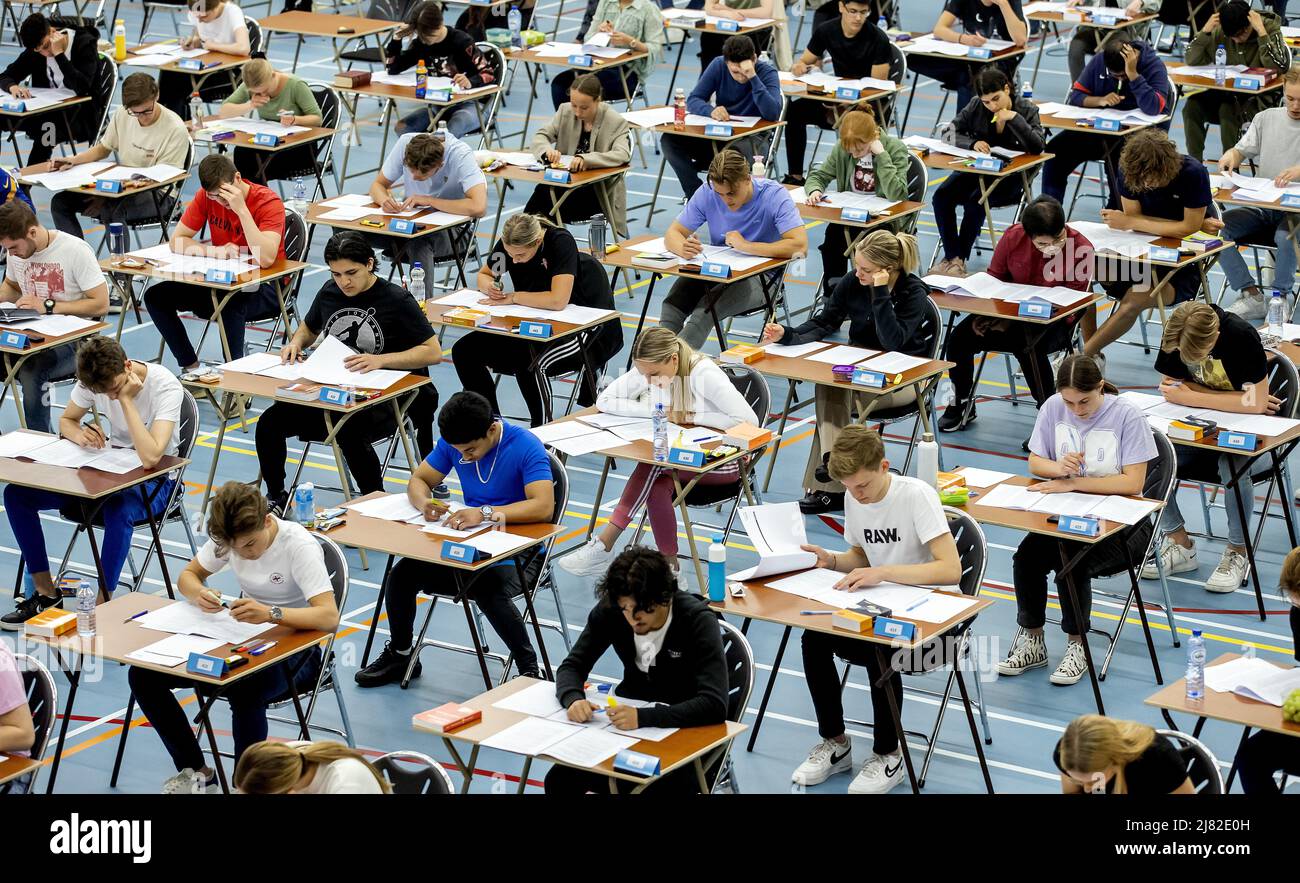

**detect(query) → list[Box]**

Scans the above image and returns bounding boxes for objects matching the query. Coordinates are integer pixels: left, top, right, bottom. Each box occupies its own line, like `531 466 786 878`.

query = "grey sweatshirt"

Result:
1231 107 1300 180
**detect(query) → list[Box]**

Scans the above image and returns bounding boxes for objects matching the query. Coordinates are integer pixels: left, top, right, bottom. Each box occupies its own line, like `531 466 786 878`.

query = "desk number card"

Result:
568 53 593 66
186 652 229 677
388 217 416 234
253 132 281 147
704 123 734 137
518 320 553 339
0 330 29 349
700 261 732 279
967 46 992 59
95 179 123 193
543 168 572 184
205 268 235 284
716 18 739 30
1218 431 1258 451
1058 515 1102 537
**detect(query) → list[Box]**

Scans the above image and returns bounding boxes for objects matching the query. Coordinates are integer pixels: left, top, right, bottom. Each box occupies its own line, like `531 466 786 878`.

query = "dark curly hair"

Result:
596 546 678 613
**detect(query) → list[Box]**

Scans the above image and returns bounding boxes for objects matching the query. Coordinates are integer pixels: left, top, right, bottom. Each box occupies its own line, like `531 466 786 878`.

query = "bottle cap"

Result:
713 535 723 543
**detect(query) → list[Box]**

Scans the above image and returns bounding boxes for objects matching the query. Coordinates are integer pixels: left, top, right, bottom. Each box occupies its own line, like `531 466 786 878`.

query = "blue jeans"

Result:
1159 448 1247 547
17 341 78 433
128 647 323 772
5 476 175 592
397 101 479 136
1217 207 1298 296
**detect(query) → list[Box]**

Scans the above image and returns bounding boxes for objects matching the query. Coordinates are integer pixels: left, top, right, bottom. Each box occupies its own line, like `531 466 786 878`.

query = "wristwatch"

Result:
43 298 55 315
480 505 496 523
269 606 283 623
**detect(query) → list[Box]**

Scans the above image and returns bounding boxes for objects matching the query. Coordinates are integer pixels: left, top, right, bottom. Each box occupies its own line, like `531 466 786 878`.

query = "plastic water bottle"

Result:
435 120 448 141
877 14 887 33
758 50 771 67
109 222 126 264
113 18 126 62
409 262 426 302
588 214 606 256
1214 44 1226 87
293 482 315 525
291 176 308 214
917 431 939 489
76 580 95 639
1185 629 1206 701
508 4 522 48
652 402 668 462
751 154 766 179
1267 290 1286 341
1021 80 1033 100
708 536 726 601
189 91 203 128
673 88 686 131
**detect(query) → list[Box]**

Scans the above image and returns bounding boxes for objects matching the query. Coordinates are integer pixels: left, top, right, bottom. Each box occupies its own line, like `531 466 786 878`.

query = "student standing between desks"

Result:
939 195 1096 432
783 0 893 186
791 426 962 794
216 59 323 185
548 0 664 108
661 35 782 200
235 740 389 793
996 354 1155 686
387 2 496 137
1066 0 1159 82
1040 33 1171 208
528 75 632 237
0 202 109 433
1140 302 1280 592
458 213 622 426
549 547 730 794
46 73 190 240
146 153 285 373
929 66 1045 277
1235 545 1300 793
907 0 1028 115
159 0 251 120
801 106 912 283
0 640 36 794
126 482 340 795
560 327 758 576
369 131 489 300
759 230 932 516
1055 714 1194 793
0 337 180 629
0 13 101 169
257 232 442 515
660 149 808 349
354 391 555 687
1181 0 1287 163
1081 129 1215 361
1213 64 1300 322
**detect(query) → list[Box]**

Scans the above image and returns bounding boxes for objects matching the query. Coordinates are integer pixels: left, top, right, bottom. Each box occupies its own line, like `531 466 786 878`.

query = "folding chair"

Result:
373 749 456 794
864 298 944 476
709 618 755 794
269 85 340 199
4 654 55 794
1158 728 1224 793
240 207 309 357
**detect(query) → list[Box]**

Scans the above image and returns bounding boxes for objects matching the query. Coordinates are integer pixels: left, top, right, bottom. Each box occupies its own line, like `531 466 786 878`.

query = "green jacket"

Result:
804 134 913 231
1185 10 1289 71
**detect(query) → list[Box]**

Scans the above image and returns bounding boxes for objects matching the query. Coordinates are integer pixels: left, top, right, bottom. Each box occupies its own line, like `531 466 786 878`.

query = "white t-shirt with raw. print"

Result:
5 231 105 308
190 3 246 45
196 516 333 609
843 474 948 567
68 362 183 456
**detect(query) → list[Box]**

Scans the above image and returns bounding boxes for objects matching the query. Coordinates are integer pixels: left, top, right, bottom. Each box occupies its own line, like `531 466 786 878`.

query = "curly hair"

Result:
596 546 678 613
1117 129 1182 193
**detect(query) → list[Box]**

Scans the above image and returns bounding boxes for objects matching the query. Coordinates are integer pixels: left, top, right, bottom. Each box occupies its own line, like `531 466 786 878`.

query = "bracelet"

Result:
831 552 838 571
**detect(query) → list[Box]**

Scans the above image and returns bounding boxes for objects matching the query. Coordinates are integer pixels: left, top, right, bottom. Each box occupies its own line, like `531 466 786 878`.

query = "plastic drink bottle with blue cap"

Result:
708 536 727 601
76 579 95 638
1267 290 1285 342
293 482 315 525
509 5 522 48
1215 44 1226 86
652 403 668 462
291 176 308 214
1185 630 1205 701
409 262 426 302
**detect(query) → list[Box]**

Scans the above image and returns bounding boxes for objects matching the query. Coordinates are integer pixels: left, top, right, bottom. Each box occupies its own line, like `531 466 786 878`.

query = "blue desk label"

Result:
1281 193 1300 209
851 368 886 388
253 132 281 147
835 86 862 100
0 330 29 349
716 18 739 30
95 179 123 193
704 123 734 137
1 100 25 112
841 207 871 222
1091 117 1122 131
1234 75 1263 90
317 386 354 406
700 261 731 278
873 617 917 640
441 540 477 562
1092 13 1119 24
519 320 553 339
1147 246 1181 263
1218 431 1258 451
967 46 992 59
186 652 228 677
204 268 235 284
1058 515 1102 537
177 57 206 70
388 217 416 234
428 88 452 102
543 168 572 184
1018 299 1052 318
614 748 661 776
568 53 593 66
972 156 1004 172
668 447 706 467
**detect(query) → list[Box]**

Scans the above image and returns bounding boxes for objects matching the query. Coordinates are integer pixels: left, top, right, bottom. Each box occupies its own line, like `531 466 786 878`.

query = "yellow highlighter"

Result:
607 696 617 708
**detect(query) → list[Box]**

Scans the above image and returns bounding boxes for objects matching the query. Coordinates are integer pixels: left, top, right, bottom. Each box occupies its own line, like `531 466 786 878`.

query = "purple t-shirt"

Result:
677 176 803 246
1029 393 1156 477
0 642 29 757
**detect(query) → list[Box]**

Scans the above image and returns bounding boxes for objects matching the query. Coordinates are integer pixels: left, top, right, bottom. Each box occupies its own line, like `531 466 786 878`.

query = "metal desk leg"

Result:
873 642 919 793
952 663 994 793
745 624 790 752
1057 540 1106 715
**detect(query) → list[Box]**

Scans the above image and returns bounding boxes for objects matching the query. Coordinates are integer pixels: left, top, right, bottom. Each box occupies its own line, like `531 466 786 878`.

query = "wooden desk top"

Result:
929 287 1103 324
0 95 89 119
791 192 925 231
304 200 472 239
896 34 1027 62
752 348 953 396
23 593 328 682
919 149 1052 178
1092 238 1233 268
415 675 747 783
1215 186 1300 211
639 111 785 141
315 490 562 567
121 44 249 73
191 368 430 409
780 80 895 106
484 163 629 188
1164 411 1300 458
333 80 498 107
714 578 992 650
1166 63 1283 95
602 233 791 283
549 406 759 472
0 430 188 500
0 319 108 355
18 162 186 197
0 753 40 785
507 46 649 70
1036 107 1167 136
256 11 401 38
1026 9 1157 26
662 16 777 34
424 296 615 341
1145 652 1300 738
196 120 336 153
100 255 307 291
961 473 1160 544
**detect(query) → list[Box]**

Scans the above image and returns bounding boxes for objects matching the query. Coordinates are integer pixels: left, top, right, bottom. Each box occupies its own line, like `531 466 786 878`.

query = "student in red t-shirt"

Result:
144 153 286 372
937 195 1096 434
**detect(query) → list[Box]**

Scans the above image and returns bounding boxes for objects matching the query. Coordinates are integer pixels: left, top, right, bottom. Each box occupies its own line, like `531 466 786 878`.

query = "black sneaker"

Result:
107 289 124 315
431 483 451 501
799 490 845 515
937 403 975 433
1 593 62 631
268 490 290 519
813 453 831 485
781 173 805 186
1021 437 1031 453
354 641 421 688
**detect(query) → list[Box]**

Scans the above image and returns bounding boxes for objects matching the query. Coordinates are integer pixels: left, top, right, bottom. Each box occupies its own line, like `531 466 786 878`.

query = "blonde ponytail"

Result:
631 327 701 423
234 740 391 794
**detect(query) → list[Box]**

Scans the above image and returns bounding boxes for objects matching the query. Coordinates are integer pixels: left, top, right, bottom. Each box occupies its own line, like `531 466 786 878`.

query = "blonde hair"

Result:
837 108 879 150
1285 61 1300 87
207 482 268 558
1280 546 1300 603
856 230 919 275
234 741 390 794
707 149 752 187
241 58 274 90
1160 301 1220 364
501 213 554 248
827 425 885 481
630 327 702 423
1057 715 1158 794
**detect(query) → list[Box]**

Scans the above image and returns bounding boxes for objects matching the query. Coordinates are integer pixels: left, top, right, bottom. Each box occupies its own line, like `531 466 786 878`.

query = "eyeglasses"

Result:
842 8 871 17
126 104 157 117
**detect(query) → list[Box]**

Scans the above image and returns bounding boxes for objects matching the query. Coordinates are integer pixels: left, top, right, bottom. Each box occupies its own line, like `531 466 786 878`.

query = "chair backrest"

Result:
1266 347 1300 419
16 653 56 789
717 363 771 427
717 618 754 724
283 208 309 264
1155 729 1223 794
177 388 199 461
943 505 987 600
313 533 350 611
905 151 927 204
310 84 341 173
372 749 455 794
247 18 263 56
887 41 908 86
916 296 943 361
92 54 117 143
1145 428 1178 507
547 450 569 528
477 40 507 87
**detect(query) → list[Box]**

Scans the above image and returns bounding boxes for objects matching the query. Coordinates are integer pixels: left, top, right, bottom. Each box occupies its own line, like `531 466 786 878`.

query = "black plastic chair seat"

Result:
685 479 743 507
340 47 386 64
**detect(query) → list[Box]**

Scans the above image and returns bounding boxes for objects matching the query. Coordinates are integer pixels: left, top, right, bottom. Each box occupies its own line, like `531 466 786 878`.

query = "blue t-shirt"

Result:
381 131 486 199
1117 155 1210 223
676 176 803 246
427 420 552 509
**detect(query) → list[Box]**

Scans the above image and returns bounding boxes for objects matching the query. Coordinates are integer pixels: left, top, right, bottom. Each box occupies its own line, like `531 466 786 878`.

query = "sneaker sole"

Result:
1049 671 1087 685
557 559 610 577
354 665 421 688
847 772 903 795
938 415 974 434
1141 559 1199 579
0 621 25 631
996 657 1048 676
1203 579 1245 594
792 759 853 786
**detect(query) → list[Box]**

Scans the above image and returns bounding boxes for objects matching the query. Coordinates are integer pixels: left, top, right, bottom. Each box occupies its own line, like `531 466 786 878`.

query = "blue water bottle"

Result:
708 536 726 601
293 481 315 525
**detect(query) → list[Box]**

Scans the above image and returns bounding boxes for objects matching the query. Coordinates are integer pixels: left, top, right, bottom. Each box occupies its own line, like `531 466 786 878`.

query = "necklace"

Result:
473 423 502 484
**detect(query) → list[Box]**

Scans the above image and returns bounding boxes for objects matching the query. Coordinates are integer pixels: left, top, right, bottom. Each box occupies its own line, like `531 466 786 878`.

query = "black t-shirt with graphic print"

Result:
1153 305 1267 392
303 277 437 376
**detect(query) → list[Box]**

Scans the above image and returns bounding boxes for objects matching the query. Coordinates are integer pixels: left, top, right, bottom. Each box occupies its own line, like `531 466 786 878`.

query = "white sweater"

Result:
597 358 759 430
1232 107 1300 180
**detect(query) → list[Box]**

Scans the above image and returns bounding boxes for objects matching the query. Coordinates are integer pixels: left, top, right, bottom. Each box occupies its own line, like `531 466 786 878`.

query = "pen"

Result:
203 589 229 609
250 640 277 656
124 609 148 623
904 597 931 613
799 610 834 615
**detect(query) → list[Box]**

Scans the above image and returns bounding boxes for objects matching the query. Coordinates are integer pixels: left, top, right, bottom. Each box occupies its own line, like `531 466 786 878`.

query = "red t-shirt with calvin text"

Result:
179 182 286 262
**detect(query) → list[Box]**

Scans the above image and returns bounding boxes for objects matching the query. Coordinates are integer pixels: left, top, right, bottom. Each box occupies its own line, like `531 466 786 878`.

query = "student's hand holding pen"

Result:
196 589 226 613
606 704 638 730
567 699 595 722
1055 450 1086 478
280 341 303 364
422 497 451 522
74 421 106 449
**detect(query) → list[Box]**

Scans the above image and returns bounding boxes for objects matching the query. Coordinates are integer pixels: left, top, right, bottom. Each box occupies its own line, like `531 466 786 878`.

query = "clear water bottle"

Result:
673 89 686 131
293 481 315 525
435 120 448 141
76 579 95 639
508 4 522 48
751 154 766 179
707 535 726 601
589 214 606 256
758 50 771 67
876 14 887 32
189 91 203 128
1267 290 1286 342
409 262 426 302
1021 80 1033 100
1214 44 1226 87
1185 629 1205 701
108 222 126 264
291 176 308 214
917 431 939 489
652 402 668 462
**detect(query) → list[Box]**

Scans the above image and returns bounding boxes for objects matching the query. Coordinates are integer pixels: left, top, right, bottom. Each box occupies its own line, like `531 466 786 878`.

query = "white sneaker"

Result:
1226 289 1269 321
996 630 1048 676
1049 641 1090 686
791 737 853 786
1140 537 1198 580
1205 547 1249 593
557 538 614 577
162 768 215 794
847 751 905 794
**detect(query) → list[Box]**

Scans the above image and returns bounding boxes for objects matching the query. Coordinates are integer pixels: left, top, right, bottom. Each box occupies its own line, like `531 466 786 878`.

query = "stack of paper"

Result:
24 160 115 192
0 433 143 473
200 117 310 138
974 482 1162 525
491 681 680 743
858 351 931 373
903 135 986 159
474 149 540 168
1202 656 1300 706
1222 170 1300 204
126 44 209 66
1068 221 1159 257
1115 389 1300 437
432 289 615 325
901 34 976 56
683 112 761 128
0 313 99 336
729 502 817 580
344 492 427 524
531 40 628 59
529 421 624 456
371 71 419 87
1170 63 1248 78
295 335 408 390
621 238 770 272
764 341 832 358
19 87 78 111
766 570 966 621
622 106 678 128
955 466 1017 487
126 634 225 667
822 191 900 214
922 271 1084 306
807 344 879 365
133 602 275 645
126 242 259 278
